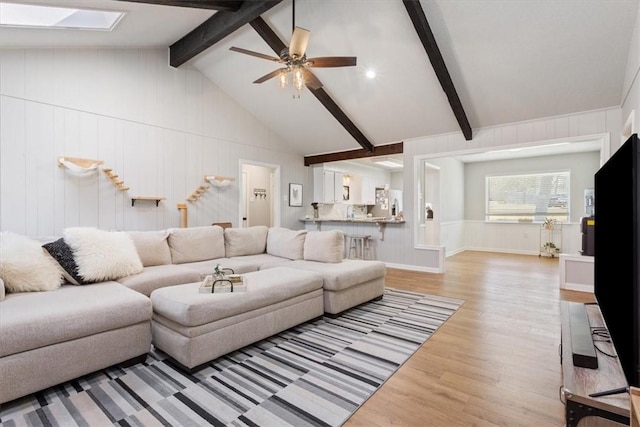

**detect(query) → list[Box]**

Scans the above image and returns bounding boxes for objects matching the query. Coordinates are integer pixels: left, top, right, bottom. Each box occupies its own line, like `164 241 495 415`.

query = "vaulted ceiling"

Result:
1 0 638 157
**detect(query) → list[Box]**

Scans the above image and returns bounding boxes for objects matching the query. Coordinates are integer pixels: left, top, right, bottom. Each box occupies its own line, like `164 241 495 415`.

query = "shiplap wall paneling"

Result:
97 116 117 232
1 97 26 234
28 102 55 237
185 135 201 227
164 130 187 230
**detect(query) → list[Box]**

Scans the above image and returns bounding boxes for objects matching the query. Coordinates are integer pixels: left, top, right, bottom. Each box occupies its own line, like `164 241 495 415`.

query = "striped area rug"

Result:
0 288 463 427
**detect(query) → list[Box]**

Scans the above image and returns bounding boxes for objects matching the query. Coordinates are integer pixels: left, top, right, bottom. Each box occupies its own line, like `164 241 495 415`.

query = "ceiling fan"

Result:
229 0 357 92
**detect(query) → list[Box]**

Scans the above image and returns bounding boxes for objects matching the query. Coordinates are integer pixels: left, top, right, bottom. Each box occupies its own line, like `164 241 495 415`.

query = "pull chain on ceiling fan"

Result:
229 0 357 96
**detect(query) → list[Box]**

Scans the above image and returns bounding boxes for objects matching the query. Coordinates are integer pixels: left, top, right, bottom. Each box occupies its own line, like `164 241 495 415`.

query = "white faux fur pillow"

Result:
303 230 344 263
63 227 143 282
0 231 63 293
0 277 4 301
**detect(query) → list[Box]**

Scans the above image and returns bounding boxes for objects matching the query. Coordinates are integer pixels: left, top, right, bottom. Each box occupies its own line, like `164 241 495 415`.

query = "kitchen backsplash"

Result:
312 204 368 219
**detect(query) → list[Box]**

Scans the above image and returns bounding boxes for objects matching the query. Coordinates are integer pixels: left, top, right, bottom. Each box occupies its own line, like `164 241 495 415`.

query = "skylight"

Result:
0 2 124 31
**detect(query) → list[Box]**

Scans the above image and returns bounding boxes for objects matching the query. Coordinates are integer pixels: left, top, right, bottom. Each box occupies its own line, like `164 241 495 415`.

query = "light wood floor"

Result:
344 250 595 427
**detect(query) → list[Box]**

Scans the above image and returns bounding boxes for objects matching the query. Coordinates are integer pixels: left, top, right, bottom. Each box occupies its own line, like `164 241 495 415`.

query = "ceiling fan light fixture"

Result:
292 66 305 91
278 69 289 88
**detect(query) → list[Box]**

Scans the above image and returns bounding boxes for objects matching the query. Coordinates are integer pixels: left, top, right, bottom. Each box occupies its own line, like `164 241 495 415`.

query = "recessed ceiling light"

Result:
0 2 125 31
365 69 377 79
372 158 403 168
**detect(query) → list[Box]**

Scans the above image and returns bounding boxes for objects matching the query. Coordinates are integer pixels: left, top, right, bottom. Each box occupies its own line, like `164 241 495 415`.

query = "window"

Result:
486 171 569 223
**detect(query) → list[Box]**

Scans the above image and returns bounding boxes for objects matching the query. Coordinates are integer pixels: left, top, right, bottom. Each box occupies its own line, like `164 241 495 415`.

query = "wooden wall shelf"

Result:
103 168 130 191
131 196 165 207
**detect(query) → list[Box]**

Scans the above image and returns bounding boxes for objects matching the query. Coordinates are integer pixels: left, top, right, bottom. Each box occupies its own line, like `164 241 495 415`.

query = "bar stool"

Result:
347 235 372 260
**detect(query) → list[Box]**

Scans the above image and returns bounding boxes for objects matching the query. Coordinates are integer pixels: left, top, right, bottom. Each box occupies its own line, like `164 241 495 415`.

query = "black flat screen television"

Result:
594 133 640 389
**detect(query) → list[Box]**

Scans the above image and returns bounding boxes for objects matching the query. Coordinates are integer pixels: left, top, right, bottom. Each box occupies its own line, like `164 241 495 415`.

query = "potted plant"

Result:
542 241 559 257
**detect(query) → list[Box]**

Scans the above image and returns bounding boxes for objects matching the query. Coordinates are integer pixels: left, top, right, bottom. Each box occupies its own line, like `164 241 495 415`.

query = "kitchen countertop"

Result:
299 217 405 224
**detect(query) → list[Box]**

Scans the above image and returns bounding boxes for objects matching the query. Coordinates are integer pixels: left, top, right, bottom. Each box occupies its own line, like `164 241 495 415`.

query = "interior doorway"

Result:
239 160 281 228
416 160 440 247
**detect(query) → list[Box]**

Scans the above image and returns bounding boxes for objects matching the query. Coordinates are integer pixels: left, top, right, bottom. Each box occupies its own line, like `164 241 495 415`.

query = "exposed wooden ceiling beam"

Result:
308 88 374 152
169 0 282 67
250 16 375 152
402 0 472 141
304 142 403 166
249 15 287 53
116 1 243 11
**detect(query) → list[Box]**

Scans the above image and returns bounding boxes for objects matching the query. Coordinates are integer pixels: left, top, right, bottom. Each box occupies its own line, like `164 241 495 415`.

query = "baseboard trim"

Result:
384 262 443 274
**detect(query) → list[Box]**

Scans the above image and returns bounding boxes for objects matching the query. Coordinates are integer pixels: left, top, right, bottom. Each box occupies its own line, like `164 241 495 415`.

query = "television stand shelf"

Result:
560 301 630 426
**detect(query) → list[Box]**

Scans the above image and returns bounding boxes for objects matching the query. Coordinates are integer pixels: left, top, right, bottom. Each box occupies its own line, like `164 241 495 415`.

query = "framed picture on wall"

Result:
289 183 303 207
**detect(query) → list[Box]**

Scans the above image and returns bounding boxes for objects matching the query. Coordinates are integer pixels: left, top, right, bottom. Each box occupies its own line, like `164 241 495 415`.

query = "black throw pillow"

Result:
42 238 90 285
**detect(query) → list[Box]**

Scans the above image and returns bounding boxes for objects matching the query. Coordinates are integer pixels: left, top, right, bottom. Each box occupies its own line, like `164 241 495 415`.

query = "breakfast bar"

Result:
300 217 405 262
300 217 405 240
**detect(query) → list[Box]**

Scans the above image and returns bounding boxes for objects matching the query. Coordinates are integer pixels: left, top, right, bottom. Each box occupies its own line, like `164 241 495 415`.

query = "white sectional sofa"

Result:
0 225 385 404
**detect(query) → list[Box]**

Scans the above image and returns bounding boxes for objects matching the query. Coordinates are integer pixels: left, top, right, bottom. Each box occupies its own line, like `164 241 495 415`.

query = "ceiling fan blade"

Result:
306 56 357 68
307 56 357 68
289 26 310 58
229 46 281 62
302 68 323 90
253 68 288 84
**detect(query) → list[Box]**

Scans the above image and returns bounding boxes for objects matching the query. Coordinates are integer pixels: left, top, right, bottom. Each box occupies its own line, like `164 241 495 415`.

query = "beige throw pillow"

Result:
0 277 5 301
224 226 268 257
303 230 344 263
167 226 225 264
267 227 307 260
128 230 172 267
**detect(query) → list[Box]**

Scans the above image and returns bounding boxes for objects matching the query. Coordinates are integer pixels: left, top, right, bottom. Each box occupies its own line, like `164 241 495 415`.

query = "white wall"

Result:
621 4 640 145
0 48 311 236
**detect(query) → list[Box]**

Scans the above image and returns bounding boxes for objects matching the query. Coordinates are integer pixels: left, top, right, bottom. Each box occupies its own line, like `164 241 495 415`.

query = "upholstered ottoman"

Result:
281 259 386 315
149 267 324 371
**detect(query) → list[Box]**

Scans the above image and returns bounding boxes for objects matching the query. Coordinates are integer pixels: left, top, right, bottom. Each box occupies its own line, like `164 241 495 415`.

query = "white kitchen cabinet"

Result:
313 168 344 203
348 175 362 204
361 177 376 205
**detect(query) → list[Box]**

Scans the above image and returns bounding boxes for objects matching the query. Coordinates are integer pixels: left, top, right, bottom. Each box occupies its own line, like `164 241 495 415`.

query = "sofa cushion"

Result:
228 254 292 270
303 230 344 263
281 259 386 292
180 258 260 276
168 226 225 264
0 278 4 301
267 227 307 260
224 226 268 257
63 227 144 282
0 282 152 358
0 232 63 293
42 238 84 285
116 264 201 297
128 230 172 267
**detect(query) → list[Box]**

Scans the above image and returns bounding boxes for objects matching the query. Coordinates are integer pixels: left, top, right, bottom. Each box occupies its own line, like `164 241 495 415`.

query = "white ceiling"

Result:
1 0 638 158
